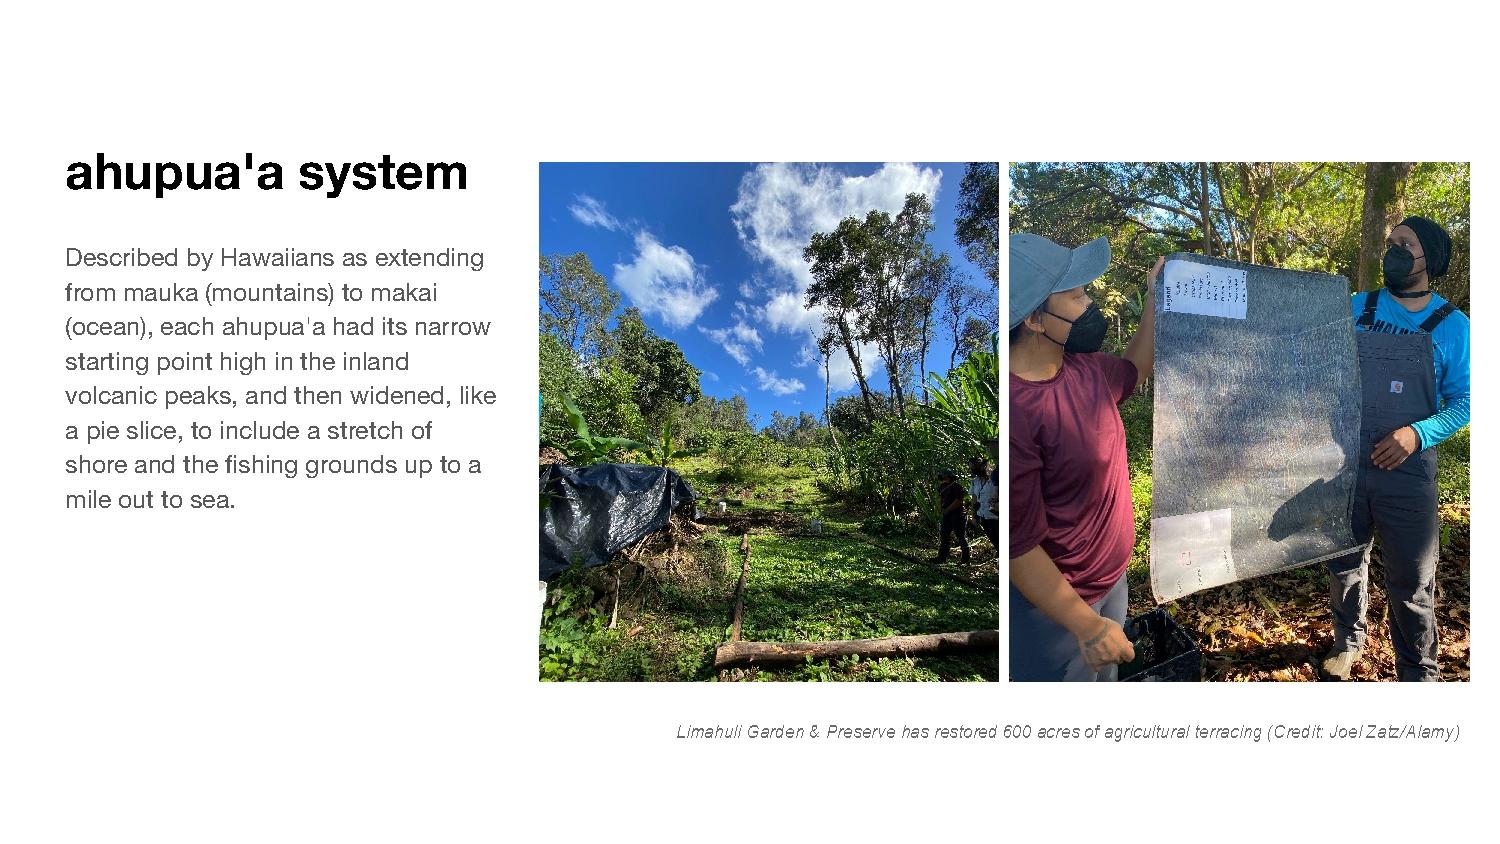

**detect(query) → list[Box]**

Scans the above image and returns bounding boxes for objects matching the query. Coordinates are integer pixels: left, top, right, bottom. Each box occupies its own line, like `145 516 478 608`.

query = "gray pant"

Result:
1327 453 1441 682
1010 575 1128 682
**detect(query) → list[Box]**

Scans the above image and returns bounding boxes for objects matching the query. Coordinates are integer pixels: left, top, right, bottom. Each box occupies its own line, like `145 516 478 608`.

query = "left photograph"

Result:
538 162 1000 681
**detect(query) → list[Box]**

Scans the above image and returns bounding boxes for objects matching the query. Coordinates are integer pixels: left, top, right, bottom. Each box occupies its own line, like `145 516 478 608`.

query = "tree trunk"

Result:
823 350 845 463
1357 162 1415 291
918 311 931 404
885 333 906 417
713 630 999 669
1198 162 1214 257
1238 164 1263 264
837 317 877 421
1213 162 1242 261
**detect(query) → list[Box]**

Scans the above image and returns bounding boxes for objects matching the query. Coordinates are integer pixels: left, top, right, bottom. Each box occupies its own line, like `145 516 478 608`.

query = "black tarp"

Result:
539 463 698 580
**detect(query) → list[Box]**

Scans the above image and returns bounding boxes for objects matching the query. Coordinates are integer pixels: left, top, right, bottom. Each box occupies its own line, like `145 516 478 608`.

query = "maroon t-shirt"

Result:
1009 352 1138 604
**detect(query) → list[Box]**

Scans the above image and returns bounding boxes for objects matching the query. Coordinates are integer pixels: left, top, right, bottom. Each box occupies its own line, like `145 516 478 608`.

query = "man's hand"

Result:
1076 616 1136 671
1371 426 1421 470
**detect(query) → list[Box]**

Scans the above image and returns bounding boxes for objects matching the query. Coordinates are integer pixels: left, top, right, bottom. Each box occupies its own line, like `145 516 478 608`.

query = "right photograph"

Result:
1007 162 1471 682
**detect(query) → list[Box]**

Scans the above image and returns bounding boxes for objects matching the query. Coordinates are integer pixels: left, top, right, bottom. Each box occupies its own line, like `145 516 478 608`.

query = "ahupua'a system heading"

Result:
66 153 467 199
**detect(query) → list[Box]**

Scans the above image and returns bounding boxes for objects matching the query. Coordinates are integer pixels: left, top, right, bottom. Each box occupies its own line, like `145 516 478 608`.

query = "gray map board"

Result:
1149 254 1363 602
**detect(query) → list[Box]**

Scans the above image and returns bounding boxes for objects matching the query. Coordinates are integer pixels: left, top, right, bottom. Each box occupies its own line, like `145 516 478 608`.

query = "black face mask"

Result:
1382 245 1428 294
1042 303 1107 353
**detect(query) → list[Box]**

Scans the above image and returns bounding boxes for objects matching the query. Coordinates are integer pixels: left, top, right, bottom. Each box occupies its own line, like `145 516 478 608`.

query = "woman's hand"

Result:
1076 616 1136 671
1122 257 1164 385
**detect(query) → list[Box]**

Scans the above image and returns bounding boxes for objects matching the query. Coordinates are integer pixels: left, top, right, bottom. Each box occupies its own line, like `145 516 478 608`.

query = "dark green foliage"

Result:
921 338 998 464
544 394 649 466
538 563 608 681
1437 425 1471 507
955 162 999 285
1010 162 1472 352
632 414 704 468
764 410 827 447
540 253 618 360
538 333 646 445
860 514 918 538
827 392 893 440
613 307 702 429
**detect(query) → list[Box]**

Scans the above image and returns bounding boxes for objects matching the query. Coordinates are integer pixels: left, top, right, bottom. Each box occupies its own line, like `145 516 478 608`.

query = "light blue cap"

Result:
1009 233 1110 328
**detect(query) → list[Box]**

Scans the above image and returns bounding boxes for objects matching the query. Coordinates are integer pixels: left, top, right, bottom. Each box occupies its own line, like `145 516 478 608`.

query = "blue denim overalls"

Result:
1327 289 1455 680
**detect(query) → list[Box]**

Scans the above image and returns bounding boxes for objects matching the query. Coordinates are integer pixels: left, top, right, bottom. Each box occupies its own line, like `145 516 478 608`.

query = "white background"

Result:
1 1 1494 841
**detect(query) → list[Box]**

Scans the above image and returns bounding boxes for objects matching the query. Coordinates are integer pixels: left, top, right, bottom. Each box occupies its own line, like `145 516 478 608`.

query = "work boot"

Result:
1320 647 1363 681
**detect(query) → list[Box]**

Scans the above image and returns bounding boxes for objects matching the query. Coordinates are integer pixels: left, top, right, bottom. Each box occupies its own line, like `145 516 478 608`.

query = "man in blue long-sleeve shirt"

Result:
1324 216 1470 681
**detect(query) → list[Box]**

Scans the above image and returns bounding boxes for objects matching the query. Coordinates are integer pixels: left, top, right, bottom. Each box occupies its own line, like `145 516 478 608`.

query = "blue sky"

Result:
539 163 995 427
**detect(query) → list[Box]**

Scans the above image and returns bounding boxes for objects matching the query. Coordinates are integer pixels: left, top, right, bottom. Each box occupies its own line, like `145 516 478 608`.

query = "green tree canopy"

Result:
955 162 999 285
613 307 702 430
540 253 618 360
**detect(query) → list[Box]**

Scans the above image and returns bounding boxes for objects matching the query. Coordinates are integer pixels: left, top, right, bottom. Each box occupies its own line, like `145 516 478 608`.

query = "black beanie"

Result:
1398 215 1452 279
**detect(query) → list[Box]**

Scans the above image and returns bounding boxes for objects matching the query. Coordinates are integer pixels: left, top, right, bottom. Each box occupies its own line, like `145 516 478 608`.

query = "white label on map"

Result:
1161 260 1248 320
1150 507 1237 603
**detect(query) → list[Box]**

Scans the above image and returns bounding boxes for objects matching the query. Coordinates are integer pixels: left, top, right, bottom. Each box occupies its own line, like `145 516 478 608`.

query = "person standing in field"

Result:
1009 233 1160 681
1323 216 1470 682
972 455 999 549
935 469 972 567
968 457 989 520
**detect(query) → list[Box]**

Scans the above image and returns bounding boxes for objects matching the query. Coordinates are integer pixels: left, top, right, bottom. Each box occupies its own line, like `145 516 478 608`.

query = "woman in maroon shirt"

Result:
1008 233 1160 681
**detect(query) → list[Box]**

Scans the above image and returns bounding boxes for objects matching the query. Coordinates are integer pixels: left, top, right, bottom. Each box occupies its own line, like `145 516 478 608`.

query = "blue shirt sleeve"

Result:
1411 312 1471 450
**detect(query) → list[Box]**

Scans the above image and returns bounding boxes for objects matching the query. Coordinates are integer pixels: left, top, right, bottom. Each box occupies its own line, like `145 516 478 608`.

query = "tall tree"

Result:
806 220 879 420
955 162 999 285
843 193 936 417
818 331 846 462
957 318 993 363
612 307 702 429
1357 162 1415 291
911 255 957 403
942 282 993 369
539 253 618 360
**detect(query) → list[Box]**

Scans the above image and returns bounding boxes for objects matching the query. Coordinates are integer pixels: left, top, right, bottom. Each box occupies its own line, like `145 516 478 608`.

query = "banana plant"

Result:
920 334 998 462
543 394 648 466
634 415 704 468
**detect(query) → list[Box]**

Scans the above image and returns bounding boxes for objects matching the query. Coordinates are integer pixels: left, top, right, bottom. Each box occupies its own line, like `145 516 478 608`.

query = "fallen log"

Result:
713 629 998 669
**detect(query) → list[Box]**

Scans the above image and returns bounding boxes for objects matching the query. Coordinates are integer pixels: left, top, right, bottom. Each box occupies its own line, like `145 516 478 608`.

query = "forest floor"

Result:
539 454 999 681
1119 395 1472 682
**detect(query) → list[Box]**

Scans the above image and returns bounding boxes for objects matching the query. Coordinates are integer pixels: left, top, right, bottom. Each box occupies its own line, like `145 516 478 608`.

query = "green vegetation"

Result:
543 394 647 466
1015 163 1471 679
1011 162 1472 350
539 457 997 682
1438 425 1471 509
539 165 1000 681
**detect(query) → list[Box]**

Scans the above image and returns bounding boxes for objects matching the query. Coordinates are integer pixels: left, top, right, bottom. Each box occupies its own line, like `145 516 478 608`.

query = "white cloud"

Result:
752 367 805 396
728 163 940 391
760 289 823 335
772 317 882 395
568 194 622 231
824 341 884 393
698 317 763 366
729 162 943 297
793 337 820 368
612 232 719 328
701 370 719 382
